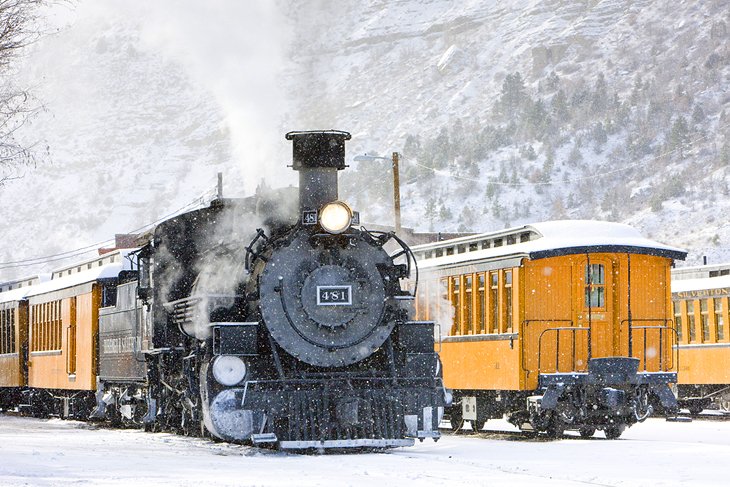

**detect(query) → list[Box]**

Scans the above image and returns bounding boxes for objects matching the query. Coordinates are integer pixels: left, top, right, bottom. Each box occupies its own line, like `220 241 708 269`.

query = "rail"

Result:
522 320 573 373
522 320 592 374
620 319 677 372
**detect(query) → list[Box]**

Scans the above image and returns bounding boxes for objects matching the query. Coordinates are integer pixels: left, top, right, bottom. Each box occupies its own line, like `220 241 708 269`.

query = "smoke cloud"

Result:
81 0 296 193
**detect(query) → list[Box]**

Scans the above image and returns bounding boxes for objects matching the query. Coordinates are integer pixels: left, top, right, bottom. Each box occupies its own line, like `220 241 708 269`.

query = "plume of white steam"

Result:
189 205 264 340
417 283 456 339
433 295 456 339
85 0 295 194
188 187 299 340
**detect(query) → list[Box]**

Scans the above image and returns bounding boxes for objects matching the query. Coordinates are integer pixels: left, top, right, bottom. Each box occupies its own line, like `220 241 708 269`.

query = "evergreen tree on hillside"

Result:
590 73 608 115
499 72 527 117
669 116 690 158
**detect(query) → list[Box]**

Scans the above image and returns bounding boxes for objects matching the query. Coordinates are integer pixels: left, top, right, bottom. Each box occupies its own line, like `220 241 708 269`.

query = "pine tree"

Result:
568 142 583 166
592 122 608 153
432 127 451 169
424 195 437 232
668 116 690 158
691 104 706 124
590 73 608 115
551 89 570 125
438 198 452 221
525 99 549 139
499 72 527 116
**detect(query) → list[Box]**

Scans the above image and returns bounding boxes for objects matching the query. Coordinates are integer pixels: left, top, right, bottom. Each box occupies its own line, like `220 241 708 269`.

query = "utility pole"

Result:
392 152 401 234
217 172 223 199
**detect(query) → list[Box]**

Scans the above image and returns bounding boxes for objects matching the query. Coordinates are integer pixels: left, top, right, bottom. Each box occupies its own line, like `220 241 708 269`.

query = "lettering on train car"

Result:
101 336 142 355
676 288 730 299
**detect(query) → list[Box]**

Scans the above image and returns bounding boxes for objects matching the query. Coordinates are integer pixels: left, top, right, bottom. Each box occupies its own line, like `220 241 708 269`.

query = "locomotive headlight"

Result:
319 201 353 234
212 355 247 386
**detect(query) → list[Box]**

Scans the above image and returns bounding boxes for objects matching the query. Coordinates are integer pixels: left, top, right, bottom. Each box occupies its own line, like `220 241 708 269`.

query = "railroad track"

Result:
686 411 730 421
438 424 593 441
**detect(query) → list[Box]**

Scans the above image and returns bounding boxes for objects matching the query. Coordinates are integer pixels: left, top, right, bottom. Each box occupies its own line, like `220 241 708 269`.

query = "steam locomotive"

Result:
46 130 442 449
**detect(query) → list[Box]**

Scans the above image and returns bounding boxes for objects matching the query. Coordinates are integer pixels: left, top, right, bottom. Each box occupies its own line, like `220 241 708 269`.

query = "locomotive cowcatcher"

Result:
92 130 444 449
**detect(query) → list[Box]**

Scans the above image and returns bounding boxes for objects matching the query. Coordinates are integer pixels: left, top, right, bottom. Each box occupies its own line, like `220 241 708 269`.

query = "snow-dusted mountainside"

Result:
1 0 729 280
287 0 730 265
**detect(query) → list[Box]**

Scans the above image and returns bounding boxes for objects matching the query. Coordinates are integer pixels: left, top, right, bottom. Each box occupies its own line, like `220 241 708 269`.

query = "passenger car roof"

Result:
412 220 687 270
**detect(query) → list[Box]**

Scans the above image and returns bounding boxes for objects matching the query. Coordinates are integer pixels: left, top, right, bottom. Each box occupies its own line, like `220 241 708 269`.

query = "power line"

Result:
0 185 219 271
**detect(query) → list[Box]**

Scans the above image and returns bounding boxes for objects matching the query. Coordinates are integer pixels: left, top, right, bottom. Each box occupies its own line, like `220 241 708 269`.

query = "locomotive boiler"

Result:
93 130 444 449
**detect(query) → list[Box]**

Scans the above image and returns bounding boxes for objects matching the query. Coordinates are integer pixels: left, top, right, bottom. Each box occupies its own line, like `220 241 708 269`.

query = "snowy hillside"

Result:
287 0 730 265
2 0 729 280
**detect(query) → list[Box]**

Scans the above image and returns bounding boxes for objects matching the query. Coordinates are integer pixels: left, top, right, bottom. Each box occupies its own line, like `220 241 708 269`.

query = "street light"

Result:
353 152 401 234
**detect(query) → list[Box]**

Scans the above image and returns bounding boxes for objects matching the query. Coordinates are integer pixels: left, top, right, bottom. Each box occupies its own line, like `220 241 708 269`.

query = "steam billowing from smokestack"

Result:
285 130 351 212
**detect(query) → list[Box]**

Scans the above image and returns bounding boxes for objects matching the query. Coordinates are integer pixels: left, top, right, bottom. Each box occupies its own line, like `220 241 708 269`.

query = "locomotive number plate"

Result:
317 285 352 306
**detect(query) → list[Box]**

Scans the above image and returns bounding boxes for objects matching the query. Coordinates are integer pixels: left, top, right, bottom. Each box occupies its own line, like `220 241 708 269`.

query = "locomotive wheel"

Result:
471 420 486 432
578 427 596 438
604 424 625 440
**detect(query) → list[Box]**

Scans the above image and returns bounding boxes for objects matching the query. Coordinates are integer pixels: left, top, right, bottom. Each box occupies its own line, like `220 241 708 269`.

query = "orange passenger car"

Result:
671 267 730 413
0 288 30 410
412 220 686 438
0 250 133 417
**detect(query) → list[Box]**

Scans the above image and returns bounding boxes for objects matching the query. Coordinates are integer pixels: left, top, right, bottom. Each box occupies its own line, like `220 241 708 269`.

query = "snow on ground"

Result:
1 415 728 486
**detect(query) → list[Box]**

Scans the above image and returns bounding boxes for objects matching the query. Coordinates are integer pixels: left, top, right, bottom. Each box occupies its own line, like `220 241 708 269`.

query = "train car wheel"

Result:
471 420 486 432
578 427 596 438
449 408 463 431
604 424 625 440
720 399 730 413
545 416 564 438
688 403 703 415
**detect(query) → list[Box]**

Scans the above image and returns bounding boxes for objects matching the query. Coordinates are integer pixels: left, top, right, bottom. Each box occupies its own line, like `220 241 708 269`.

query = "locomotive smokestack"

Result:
286 130 351 212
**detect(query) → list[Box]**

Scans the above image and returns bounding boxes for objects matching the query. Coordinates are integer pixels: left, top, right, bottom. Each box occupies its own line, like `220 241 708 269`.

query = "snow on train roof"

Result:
0 284 33 303
21 262 125 298
672 275 730 294
412 220 687 269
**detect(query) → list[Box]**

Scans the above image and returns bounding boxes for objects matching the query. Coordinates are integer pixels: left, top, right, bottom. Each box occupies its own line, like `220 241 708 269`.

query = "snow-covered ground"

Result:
1 414 728 486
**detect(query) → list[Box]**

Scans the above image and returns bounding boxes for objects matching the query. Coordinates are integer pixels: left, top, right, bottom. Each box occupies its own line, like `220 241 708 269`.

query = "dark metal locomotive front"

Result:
94 130 444 449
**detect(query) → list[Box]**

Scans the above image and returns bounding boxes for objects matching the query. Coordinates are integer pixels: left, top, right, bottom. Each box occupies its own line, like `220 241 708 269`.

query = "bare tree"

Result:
0 0 46 185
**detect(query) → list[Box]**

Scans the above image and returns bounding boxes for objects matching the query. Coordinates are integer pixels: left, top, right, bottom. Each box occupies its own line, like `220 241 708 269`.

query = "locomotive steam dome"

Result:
255 131 398 367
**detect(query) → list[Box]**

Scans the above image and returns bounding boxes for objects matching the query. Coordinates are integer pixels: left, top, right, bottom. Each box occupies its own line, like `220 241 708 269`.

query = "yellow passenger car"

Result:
671 269 730 413
412 220 686 438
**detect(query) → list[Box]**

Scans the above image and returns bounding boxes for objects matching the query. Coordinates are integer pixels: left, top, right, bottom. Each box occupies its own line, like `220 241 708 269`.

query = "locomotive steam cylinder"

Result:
285 130 351 212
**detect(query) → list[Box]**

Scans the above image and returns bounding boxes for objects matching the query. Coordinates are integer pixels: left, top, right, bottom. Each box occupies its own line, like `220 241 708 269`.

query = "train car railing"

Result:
620 319 677 372
522 319 574 373
524 320 593 375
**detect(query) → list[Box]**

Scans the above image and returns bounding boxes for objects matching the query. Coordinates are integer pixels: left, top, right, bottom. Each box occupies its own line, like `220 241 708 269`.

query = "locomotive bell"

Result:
285 130 351 213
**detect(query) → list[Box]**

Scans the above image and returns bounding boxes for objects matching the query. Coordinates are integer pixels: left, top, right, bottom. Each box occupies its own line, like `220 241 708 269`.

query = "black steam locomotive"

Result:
94 130 444 449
